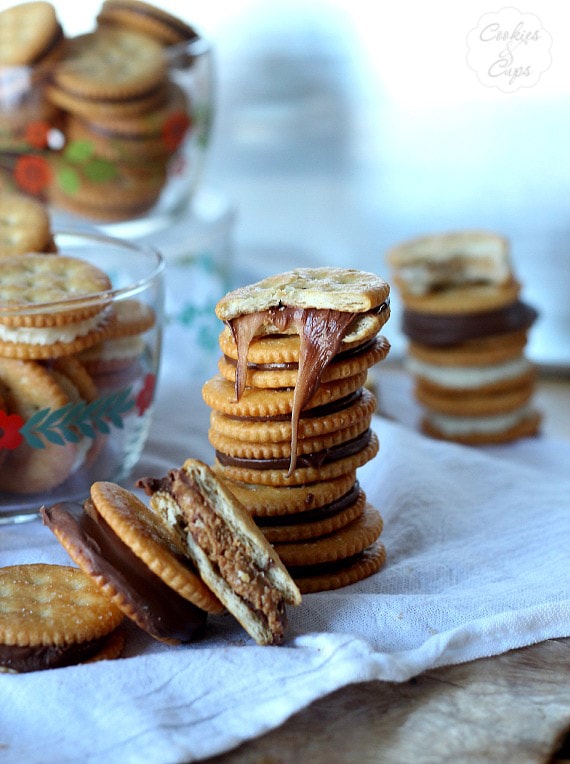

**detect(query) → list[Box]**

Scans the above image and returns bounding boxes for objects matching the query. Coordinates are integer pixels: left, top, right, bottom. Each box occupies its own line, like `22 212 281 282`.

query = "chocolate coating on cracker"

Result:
216 429 373 471
0 634 109 673
0 562 124 672
41 502 207 644
402 300 538 346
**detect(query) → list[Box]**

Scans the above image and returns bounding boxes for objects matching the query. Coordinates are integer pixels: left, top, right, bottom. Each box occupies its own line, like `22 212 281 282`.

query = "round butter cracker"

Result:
50 28 167 102
89 482 223 614
292 540 387 594
0 357 79 493
209 388 377 444
0 1 62 67
202 371 368 418
217 471 358 516
0 254 111 327
216 267 390 320
0 192 54 257
415 379 535 417
0 563 124 673
399 280 521 315
273 503 383 567
218 335 390 389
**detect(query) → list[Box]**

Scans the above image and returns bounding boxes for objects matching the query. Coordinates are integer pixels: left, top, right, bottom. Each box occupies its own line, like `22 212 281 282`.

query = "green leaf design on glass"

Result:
57 166 80 194
60 140 118 186
19 388 137 448
64 140 94 164
84 157 117 183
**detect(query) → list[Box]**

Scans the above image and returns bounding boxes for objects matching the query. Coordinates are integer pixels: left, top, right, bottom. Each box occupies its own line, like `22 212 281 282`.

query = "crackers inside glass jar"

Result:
0 0 212 229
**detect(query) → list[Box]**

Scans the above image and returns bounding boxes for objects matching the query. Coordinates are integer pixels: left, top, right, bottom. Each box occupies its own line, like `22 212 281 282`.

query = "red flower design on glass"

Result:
14 154 52 195
24 120 51 149
0 411 25 450
162 111 191 152
136 374 156 416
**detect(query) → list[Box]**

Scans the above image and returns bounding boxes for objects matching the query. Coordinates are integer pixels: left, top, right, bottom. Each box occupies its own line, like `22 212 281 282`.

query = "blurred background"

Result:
3 0 570 369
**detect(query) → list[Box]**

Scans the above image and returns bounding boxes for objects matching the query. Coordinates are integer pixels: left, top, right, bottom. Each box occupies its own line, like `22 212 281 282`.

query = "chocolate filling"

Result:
0 634 107 674
255 482 360 526
228 306 384 473
41 503 207 643
402 300 538 346
223 336 383 372
287 551 367 577
223 390 364 423
216 429 372 471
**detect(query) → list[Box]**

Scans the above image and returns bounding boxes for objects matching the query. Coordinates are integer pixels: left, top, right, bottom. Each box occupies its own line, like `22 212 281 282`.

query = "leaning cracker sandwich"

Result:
138 458 302 646
42 481 222 645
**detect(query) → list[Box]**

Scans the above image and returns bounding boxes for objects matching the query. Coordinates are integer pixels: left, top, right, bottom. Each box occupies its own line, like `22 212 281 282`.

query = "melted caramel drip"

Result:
228 307 356 474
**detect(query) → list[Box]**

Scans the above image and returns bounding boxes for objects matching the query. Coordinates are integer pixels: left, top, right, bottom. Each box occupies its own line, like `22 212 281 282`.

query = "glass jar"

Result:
0 34 213 237
0 229 164 524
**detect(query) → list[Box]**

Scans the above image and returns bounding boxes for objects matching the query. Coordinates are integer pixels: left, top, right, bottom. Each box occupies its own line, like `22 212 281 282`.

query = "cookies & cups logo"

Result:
466 7 552 92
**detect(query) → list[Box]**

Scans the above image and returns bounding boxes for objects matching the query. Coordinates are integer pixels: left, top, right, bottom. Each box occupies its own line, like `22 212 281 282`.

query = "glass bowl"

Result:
0 229 164 524
0 35 213 237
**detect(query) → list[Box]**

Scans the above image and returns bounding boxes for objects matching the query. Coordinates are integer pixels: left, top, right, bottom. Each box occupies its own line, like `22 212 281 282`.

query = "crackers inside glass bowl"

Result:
0 194 164 523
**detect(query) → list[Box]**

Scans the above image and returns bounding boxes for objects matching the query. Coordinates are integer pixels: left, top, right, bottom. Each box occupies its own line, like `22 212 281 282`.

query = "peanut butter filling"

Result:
168 470 287 643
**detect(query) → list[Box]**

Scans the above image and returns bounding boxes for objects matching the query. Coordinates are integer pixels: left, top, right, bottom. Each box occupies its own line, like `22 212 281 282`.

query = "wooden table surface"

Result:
205 374 570 764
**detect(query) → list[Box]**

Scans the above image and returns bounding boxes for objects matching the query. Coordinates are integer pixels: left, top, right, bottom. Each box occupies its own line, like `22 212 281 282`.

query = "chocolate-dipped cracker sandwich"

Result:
387 230 541 443
0 563 125 673
202 267 392 593
42 481 223 645
138 458 302 646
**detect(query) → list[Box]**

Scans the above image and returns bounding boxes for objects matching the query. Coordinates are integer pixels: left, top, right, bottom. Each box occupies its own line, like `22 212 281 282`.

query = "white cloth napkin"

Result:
2 406 569 763
1 235 570 763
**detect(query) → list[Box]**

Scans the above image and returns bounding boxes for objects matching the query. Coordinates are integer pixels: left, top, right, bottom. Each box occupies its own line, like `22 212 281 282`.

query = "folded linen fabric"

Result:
2 404 569 764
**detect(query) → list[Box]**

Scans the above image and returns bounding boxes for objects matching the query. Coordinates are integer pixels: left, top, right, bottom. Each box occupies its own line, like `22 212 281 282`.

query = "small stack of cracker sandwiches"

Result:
387 230 541 444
